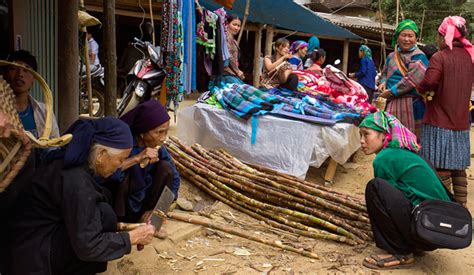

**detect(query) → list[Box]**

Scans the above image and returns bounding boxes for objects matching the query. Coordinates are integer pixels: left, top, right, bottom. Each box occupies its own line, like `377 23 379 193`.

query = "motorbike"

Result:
80 64 105 117
117 37 166 117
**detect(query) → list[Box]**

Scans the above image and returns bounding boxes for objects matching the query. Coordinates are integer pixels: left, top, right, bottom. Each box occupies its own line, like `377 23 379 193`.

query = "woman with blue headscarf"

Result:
9 117 156 274
103 100 179 236
349 45 377 103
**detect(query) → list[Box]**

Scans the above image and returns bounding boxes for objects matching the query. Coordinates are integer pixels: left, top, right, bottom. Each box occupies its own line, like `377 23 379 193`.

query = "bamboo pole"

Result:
237 0 250 44
253 24 263 87
148 0 156 46
167 211 320 259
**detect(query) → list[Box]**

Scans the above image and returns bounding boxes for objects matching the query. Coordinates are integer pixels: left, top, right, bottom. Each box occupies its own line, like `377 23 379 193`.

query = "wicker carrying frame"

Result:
0 60 72 192
0 75 32 192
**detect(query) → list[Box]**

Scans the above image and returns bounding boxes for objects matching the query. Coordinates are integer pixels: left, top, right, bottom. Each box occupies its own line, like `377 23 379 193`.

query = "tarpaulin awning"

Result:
200 0 361 40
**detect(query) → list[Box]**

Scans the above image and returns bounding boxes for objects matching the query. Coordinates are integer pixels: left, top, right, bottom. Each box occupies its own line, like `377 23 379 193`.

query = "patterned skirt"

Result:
420 124 471 170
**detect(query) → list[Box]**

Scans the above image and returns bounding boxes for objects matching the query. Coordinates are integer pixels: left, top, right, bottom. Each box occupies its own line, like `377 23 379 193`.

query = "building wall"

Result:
11 0 58 114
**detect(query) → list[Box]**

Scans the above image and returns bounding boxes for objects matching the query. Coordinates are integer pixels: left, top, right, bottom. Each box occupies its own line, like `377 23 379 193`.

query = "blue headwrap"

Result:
51 117 133 168
359 45 372 60
307 36 320 53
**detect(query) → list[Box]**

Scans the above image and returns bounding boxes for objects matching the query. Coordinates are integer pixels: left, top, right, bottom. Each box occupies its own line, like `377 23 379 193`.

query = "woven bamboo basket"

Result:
0 60 72 192
0 75 32 192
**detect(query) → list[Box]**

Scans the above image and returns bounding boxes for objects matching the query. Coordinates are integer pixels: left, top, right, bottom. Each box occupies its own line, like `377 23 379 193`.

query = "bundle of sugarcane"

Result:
166 137 372 246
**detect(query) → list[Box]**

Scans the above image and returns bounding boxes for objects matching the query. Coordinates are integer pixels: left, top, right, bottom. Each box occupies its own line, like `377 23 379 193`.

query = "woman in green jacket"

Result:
359 111 451 269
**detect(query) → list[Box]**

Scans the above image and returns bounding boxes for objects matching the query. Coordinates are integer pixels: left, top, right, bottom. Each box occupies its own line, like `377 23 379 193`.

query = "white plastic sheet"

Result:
177 103 360 178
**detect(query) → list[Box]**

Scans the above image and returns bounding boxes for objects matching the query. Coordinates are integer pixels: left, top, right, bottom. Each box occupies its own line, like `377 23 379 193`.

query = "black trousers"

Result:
49 202 117 275
361 84 375 103
280 73 298 91
365 178 437 255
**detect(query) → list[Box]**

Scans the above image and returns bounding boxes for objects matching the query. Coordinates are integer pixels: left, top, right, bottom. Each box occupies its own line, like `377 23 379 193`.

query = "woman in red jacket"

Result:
418 16 474 207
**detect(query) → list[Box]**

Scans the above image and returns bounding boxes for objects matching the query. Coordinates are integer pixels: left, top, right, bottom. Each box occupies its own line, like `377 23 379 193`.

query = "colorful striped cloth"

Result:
359 110 420 153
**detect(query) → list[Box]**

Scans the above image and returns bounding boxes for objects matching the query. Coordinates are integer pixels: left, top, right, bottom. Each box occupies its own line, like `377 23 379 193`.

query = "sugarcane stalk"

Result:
168 136 211 164
168 142 369 224
176 156 362 242
166 211 319 259
175 149 369 240
246 161 366 205
175 161 358 245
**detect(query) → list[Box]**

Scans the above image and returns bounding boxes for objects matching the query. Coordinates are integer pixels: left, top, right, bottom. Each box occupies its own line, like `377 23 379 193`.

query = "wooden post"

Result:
264 25 274 56
253 24 263 87
57 0 79 131
103 0 117 116
342 40 349 74
323 158 338 185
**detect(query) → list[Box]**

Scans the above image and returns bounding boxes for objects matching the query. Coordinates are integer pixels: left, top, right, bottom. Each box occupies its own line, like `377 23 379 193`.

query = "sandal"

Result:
363 253 414 270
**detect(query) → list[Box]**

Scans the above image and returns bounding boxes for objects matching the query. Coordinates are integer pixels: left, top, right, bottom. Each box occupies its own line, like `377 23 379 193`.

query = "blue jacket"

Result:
105 142 180 213
355 57 377 90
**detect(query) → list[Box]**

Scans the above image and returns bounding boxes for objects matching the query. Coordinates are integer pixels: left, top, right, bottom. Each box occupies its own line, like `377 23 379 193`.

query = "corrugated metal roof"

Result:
200 0 361 40
316 12 395 35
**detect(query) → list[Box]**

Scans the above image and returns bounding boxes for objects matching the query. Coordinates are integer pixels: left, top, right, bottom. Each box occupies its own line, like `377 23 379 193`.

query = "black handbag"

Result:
412 199 472 249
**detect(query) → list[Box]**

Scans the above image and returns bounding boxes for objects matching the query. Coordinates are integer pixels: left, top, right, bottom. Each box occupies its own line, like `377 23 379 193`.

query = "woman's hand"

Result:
137 147 159 165
284 53 293 60
128 224 156 246
377 82 386 92
237 71 245 80
379 89 393 99
348 73 356 78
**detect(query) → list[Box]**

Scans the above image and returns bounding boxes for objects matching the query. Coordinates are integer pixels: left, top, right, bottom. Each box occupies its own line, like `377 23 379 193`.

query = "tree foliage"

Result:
372 0 471 44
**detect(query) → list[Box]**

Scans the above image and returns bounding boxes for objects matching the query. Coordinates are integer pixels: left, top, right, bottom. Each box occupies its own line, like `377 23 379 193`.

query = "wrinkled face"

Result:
142 120 170 148
359 127 386 155
96 148 132 177
227 19 241 36
5 61 35 95
397 30 417 52
276 43 290 56
297 46 308 58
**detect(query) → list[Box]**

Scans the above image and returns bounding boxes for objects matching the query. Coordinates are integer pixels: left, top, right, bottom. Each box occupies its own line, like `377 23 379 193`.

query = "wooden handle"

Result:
138 145 161 168
117 222 146 231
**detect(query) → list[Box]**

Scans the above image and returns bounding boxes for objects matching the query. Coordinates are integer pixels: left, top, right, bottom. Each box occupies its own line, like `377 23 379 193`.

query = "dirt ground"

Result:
103 99 474 275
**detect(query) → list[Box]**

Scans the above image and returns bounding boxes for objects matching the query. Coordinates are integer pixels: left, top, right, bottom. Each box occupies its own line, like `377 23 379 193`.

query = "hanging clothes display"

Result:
161 0 185 112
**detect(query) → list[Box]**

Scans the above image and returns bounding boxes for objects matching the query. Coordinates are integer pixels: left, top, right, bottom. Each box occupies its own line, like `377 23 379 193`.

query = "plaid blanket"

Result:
212 83 279 120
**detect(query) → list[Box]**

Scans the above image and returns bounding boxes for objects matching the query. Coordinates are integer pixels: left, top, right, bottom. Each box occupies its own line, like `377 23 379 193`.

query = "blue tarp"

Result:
200 0 361 40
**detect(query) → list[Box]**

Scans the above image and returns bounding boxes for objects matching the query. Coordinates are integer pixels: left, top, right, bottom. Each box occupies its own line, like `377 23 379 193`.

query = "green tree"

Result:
372 0 471 44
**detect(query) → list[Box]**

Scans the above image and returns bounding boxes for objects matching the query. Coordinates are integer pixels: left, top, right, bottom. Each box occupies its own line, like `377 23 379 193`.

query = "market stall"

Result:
177 103 360 179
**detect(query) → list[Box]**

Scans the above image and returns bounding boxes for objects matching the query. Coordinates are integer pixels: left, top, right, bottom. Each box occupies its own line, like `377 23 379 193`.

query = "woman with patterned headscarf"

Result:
359 111 452 269
288 40 308 71
378 19 429 138
349 45 377 103
417 16 474 207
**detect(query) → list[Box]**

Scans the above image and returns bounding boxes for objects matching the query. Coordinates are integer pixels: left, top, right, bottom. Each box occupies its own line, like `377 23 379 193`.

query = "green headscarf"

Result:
359 111 420 153
359 45 372 60
392 19 419 47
